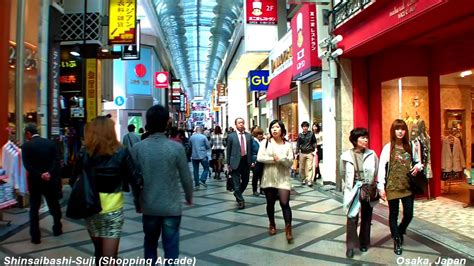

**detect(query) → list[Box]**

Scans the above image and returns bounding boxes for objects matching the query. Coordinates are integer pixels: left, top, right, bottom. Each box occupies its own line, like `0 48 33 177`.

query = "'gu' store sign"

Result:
246 0 277 25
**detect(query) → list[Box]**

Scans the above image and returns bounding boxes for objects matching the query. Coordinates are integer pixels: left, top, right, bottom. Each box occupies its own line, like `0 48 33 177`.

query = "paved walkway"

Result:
0 169 472 265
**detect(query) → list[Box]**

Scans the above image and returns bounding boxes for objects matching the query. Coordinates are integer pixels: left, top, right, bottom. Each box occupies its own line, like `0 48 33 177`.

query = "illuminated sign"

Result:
248 70 270 91
155 72 169 88
121 20 141 60
86 59 97 122
108 0 137 44
246 0 277 25
59 75 77 84
60 60 78 68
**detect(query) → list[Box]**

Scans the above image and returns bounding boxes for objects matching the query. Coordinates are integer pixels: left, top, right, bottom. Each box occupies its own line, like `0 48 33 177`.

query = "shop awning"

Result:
266 68 293 101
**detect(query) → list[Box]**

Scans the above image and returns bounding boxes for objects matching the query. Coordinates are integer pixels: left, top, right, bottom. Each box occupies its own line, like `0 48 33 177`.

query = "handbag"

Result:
351 150 379 202
66 151 102 219
407 170 427 195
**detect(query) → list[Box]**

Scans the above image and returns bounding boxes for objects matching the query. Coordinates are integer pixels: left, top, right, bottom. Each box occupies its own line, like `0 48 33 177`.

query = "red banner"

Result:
246 0 277 25
291 4 320 79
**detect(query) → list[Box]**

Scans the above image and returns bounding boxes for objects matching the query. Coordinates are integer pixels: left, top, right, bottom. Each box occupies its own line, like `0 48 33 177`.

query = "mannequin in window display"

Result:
410 119 433 180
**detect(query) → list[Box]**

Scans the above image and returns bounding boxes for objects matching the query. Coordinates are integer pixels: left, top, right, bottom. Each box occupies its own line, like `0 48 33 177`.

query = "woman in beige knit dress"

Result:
257 120 295 243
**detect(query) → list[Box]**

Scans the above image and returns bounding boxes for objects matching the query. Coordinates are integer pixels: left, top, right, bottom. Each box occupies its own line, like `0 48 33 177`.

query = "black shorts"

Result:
212 149 225 160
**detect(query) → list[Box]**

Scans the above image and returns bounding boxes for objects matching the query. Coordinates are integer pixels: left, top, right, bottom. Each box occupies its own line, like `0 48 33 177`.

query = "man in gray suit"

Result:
226 117 253 209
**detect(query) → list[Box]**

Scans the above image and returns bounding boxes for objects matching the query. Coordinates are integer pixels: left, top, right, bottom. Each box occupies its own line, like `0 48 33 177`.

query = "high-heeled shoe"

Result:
394 237 402 255
285 225 293 243
268 224 276 235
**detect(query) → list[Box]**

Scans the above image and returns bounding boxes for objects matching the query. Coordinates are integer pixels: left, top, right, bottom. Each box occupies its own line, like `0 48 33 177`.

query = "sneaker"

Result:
194 185 200 191
301 181 306 185
253 191 260 196
200 181 208 187
307 182 313 187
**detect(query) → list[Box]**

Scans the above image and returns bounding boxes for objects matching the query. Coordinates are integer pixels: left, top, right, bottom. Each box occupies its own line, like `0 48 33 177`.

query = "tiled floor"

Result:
0 168 473 265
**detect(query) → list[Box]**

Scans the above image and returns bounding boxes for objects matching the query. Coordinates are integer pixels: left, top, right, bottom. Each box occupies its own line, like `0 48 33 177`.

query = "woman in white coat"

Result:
341 128 379 258
378 119 423 255
257 120 294 243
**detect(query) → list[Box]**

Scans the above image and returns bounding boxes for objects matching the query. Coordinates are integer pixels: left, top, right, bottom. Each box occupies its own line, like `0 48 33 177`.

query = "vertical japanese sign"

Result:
86 59 97 122
109 0 137 44
291 4 320 78
246 0 277 25
48 6 61 137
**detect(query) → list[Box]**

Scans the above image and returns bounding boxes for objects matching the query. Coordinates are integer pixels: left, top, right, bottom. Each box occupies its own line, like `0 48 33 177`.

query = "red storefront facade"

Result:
335 0 474 198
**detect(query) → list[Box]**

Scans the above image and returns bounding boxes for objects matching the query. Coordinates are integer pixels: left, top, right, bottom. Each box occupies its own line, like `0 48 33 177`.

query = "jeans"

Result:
388 195 414 238
143 215 182 263
192 157 210 186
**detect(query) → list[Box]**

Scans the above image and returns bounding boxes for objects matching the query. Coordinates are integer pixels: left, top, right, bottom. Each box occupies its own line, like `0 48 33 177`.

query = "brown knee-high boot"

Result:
285 225 293 243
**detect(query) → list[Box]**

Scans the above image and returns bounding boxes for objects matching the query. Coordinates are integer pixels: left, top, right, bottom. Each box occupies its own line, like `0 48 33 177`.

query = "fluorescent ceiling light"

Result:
460 70 472 78
70 51 80 56
194 96 204 101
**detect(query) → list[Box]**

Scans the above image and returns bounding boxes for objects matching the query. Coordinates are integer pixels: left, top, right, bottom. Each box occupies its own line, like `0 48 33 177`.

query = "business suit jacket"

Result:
226 131 252 170
21 136 60 184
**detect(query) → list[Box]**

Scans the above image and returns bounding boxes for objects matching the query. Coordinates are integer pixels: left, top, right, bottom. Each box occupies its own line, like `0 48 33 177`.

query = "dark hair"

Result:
301 121 310 128
349 127 369 147
138 127 145 134
24 123 38 135
390 119 411 155
234 117 244 125
251 126 264 137
169 126 179 138
268 120 287 140
146 105 170 134
127 124 136 132
214 126 222 134
312 122 321 133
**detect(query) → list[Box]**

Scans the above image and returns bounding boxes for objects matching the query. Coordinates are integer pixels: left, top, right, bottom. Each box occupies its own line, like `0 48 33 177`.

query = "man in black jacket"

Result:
21 124 62 244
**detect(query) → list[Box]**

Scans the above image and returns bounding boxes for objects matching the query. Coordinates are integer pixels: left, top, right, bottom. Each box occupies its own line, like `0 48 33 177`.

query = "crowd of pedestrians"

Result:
20 104 422 262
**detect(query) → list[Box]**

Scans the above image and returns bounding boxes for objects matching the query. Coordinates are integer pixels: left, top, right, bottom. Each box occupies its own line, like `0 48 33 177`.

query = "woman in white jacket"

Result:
341 128 379 258
377 119 423 255
257 120 294 243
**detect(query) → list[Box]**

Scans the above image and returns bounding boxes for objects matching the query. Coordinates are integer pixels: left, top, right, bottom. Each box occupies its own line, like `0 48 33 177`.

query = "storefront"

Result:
335 0 474 200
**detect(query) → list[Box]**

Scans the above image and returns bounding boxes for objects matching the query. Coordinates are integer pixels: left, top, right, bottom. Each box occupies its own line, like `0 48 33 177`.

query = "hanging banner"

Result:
246 0 278 25
86 59 97 122
291 4 321 80
109 0 137 44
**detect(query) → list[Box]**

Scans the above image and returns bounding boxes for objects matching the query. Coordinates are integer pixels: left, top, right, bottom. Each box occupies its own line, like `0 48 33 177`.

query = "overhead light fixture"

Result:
69 46 81 57
460 70 472 78
194 96 204 101
101 48 109 53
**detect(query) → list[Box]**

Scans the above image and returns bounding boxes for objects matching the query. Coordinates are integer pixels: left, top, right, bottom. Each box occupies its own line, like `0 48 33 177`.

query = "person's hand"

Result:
378 190 387 201
273 155 280 162
251 162 256 168
410 164 421 175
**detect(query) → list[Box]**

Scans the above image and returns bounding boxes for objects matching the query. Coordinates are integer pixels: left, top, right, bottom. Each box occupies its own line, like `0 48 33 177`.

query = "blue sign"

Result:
126 47 152 95
115 96 125 106
248 70 270 92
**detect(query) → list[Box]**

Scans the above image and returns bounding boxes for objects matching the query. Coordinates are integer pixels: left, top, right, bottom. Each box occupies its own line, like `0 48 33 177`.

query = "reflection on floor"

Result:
0 171 472 265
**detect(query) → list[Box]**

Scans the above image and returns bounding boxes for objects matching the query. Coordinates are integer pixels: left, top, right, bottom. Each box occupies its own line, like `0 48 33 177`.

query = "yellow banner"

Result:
109 0 136 44
86 59 97 122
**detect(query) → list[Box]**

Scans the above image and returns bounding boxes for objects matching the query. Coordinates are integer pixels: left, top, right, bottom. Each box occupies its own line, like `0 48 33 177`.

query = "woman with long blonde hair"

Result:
74 116 138 264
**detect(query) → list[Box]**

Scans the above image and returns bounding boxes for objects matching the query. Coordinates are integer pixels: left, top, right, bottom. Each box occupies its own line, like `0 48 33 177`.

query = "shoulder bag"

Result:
66 151 102 219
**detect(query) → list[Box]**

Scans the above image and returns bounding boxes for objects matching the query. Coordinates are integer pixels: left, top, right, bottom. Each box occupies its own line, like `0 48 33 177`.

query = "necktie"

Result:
240 133 245 156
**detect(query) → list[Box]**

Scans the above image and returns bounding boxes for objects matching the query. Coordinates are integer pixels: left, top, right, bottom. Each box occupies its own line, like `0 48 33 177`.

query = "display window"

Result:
280 102 298 141
381 77 430 144
439 69 474 202
311 80 322 124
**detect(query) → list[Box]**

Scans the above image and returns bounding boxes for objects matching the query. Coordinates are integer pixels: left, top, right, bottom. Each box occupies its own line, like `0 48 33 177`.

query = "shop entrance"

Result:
439 70 474 205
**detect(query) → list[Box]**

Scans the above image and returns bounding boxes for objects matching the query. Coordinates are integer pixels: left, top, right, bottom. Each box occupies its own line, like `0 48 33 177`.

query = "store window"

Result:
8 0 41 133
381 77 430 144
279 90 298 141
311 80 322 124
439 70 474 201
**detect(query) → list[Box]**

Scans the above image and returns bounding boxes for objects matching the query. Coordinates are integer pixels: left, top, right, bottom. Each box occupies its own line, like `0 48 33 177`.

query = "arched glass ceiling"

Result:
153 0 243 100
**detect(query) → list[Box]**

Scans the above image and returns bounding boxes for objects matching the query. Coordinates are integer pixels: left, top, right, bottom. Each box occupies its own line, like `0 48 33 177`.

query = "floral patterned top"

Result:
386 146 413 201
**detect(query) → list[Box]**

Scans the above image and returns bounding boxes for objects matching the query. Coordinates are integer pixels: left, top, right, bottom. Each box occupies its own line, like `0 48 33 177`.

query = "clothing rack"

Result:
1 141 24 226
